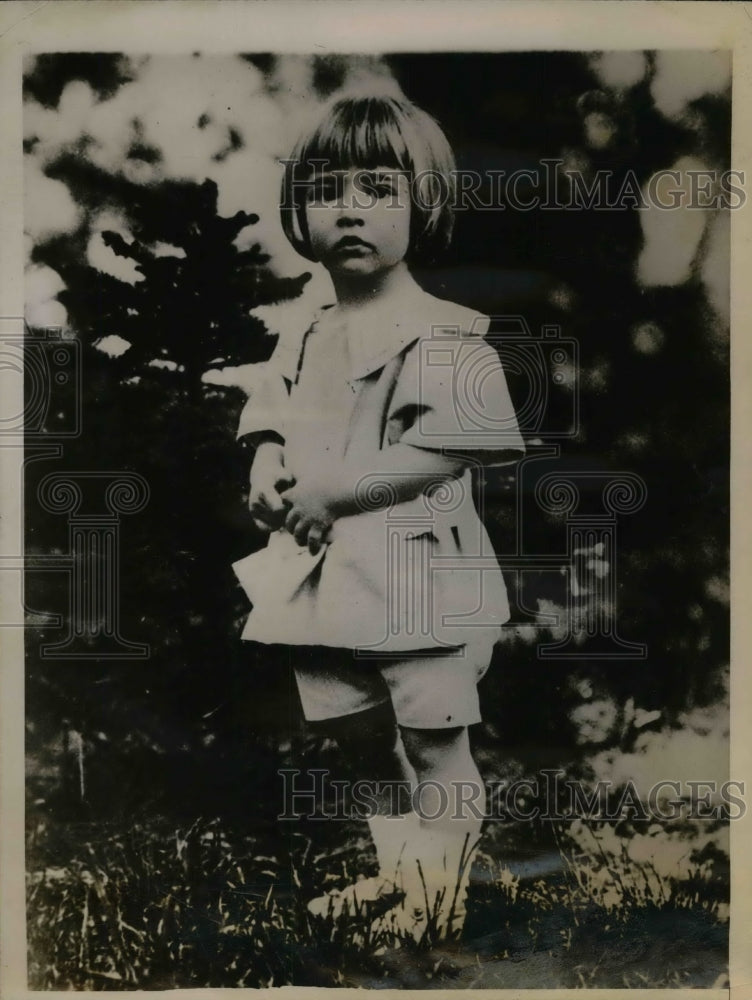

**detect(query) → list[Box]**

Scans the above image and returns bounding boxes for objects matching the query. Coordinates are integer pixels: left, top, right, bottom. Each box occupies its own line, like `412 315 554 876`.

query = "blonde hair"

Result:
280 94 456 264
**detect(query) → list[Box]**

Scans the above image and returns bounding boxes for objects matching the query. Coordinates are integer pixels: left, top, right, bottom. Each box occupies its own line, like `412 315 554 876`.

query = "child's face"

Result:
305 166 412 277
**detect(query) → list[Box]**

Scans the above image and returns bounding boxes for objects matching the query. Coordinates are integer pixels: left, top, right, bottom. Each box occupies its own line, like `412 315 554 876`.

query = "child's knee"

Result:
325 705 401 761
399 725 470 773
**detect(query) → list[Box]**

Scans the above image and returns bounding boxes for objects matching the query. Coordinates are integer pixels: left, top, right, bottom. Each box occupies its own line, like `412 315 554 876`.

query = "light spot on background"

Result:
25 263 67 329
651 51 731 121
24 160 81 241
588 672 729 797
86 212 143 285
701 209 730 328
631 321 665 355
590 51 648 91
637 156 711 287
583 111 616 150
151 242 187 260
94 334 131 358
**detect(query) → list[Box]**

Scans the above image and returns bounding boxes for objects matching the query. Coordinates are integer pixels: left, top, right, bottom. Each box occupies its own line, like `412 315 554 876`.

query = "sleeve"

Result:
388 331 526 467
236 363 290 446
235 325 310 445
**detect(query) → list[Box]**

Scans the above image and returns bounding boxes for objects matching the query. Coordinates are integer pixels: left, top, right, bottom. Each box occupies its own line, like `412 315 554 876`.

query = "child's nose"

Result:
337 179 366 217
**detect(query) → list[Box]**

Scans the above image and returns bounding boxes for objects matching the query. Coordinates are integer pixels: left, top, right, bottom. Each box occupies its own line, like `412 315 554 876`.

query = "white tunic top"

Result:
233 278 525 653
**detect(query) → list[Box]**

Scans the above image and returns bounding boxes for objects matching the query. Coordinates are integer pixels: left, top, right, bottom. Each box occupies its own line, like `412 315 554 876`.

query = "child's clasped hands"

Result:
249 440 344 555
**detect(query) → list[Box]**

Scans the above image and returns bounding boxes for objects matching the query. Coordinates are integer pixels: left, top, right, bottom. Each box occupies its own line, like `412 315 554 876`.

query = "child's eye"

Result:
308 177 341 203
360 174 398 200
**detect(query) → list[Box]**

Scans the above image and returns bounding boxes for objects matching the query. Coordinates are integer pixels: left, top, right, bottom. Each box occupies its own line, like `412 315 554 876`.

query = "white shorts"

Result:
291 638 496 729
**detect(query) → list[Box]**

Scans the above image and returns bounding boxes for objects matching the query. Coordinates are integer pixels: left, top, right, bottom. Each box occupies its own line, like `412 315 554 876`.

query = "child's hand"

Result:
281 478 338 554
249 442 295 532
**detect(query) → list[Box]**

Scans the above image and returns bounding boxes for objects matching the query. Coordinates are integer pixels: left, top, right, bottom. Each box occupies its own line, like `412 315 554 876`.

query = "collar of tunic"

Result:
282 277 491 386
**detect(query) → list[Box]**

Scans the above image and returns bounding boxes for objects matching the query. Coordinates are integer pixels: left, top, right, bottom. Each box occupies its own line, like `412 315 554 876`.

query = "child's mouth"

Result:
333 236 374 253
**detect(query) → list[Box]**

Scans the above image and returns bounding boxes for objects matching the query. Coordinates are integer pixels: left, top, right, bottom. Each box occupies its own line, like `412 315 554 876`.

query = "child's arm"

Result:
236 348 301 532
281 444 466 553
339 444 467 509
248 438 295 532
238 371 291 533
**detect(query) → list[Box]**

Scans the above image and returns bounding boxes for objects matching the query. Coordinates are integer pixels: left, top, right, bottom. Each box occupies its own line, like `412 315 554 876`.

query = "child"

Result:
233 93 525 943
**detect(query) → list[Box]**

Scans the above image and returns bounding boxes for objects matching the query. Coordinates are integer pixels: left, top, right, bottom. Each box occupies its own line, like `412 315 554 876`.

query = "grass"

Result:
27 811 729 990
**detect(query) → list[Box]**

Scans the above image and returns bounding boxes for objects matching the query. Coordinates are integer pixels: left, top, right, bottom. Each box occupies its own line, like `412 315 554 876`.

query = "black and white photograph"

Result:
1 1 749 995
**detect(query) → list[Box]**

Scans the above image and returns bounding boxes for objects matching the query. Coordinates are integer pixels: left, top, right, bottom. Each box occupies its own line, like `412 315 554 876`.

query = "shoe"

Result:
370 896 427 947
306 875 405 920
375 851 470 946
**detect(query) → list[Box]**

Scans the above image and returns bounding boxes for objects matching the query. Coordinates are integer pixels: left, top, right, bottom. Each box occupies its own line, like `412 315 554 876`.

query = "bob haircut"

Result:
280 94 456 265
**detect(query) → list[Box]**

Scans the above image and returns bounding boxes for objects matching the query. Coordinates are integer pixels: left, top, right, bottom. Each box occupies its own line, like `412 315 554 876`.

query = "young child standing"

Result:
233 93 525 943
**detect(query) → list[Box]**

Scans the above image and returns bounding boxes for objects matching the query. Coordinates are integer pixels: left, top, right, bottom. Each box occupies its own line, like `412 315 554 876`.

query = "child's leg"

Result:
325 704 416 817
330 709 420 882
307 706 419 915
294 650 424 914
400 724 485 834
394 725 486 938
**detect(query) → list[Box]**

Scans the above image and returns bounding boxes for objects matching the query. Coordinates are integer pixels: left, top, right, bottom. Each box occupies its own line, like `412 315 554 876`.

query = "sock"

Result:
367 812 421 886
401 819 482 937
